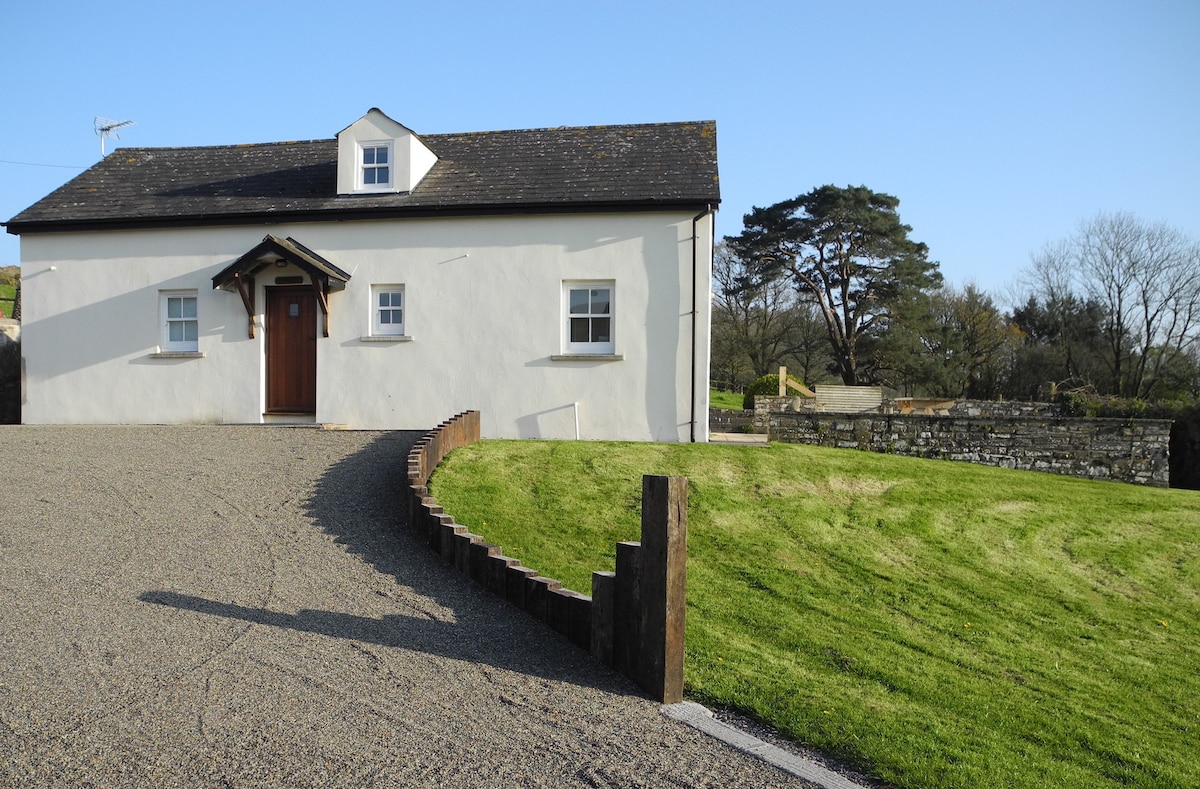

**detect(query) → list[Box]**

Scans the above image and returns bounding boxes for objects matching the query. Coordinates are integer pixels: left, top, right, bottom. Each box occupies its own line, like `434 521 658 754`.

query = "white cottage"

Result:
4 110 719 440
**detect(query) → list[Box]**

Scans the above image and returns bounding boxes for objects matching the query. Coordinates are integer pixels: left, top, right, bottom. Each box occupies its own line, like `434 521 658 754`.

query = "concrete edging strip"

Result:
662 702 868 789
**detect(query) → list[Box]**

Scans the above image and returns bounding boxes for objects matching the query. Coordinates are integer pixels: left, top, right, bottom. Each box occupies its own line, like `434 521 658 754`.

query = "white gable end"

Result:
336 108 437 195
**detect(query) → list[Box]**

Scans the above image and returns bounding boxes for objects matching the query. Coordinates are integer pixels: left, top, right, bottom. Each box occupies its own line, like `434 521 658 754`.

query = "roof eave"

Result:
5 198 721 236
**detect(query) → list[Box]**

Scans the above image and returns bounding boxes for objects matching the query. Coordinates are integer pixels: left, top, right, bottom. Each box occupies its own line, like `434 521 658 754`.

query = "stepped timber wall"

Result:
404 410 687 702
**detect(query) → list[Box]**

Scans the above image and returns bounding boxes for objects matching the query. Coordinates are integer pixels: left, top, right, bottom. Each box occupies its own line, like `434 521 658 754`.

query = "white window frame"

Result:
370 284 407 338
562 281 615 355
160 290 199 353
358 141 393 191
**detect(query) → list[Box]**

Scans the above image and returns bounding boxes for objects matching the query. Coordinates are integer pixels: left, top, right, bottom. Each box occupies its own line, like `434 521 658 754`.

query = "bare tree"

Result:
710 241 825 386
785 301 835 387
1074 213 1200 398
1017 214 1200 399
1015 243 1110 394
1024 240 1075 305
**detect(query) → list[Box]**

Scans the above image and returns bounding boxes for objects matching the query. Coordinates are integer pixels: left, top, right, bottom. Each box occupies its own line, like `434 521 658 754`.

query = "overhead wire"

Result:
0 159 87 169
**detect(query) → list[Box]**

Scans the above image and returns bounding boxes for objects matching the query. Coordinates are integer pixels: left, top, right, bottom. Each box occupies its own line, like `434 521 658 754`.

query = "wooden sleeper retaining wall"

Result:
404 410 686 703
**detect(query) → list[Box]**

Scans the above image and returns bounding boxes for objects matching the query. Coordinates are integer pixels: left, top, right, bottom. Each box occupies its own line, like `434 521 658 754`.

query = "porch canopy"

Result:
213 234 350 338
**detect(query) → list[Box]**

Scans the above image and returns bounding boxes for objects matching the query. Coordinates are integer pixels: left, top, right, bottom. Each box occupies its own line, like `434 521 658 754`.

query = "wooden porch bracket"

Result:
213 235 349 340
232 273 256 339
311 278 331 337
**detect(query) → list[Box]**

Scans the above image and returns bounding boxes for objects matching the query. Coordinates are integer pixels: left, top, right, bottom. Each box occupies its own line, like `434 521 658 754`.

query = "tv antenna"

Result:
95 117 135 156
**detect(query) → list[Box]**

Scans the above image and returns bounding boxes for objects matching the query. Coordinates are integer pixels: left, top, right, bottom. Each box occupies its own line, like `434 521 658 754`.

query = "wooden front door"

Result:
266 287 317 414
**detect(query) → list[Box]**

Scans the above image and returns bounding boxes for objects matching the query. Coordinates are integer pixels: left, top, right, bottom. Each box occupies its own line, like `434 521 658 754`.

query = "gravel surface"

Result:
0 425 815 788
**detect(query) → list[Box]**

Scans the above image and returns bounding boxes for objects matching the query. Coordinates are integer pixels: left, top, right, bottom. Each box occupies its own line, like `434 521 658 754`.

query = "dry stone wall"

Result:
708 407 753 433
769 411 1172 487
0 320 19 424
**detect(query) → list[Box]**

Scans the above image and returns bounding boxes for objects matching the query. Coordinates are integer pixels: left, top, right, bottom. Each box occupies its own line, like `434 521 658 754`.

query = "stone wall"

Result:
769 411 1172 487
948 400 1063 419
708 407 753 433
753 396 797 432
0 319 19 425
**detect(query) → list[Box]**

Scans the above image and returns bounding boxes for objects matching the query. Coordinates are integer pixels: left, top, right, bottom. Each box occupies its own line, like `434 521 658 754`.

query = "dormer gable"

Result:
336 108 437 196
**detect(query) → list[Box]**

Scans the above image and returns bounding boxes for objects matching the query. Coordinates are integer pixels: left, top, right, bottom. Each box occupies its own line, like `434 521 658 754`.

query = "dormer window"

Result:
360 142 392 190
337 109 438 196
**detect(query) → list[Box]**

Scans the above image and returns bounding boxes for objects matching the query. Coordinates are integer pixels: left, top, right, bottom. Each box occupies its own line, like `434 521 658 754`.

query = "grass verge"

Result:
709 389 745 411
431 440 1200 789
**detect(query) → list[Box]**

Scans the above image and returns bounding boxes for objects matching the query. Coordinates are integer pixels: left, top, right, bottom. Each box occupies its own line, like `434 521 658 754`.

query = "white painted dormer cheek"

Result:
336 109 437 196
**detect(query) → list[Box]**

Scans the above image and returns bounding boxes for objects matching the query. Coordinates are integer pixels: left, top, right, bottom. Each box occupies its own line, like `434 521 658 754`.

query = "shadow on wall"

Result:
643 225 681 442
514 403 577 439
0 322 19 424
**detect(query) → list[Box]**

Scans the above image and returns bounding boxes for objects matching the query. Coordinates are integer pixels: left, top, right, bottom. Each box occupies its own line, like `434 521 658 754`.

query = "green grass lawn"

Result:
709 388 745 410
0 284 14 316
430 440 1200 789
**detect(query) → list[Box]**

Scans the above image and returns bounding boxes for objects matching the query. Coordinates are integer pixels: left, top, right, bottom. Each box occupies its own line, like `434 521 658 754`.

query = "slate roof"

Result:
5 121 719 233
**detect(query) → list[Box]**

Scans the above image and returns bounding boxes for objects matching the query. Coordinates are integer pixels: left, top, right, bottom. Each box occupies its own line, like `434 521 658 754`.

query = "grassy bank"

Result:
709 388 745 410
431 440 1200 788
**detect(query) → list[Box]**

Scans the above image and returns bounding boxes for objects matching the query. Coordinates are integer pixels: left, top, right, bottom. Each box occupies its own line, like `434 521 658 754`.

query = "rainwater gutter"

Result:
690 205 713 443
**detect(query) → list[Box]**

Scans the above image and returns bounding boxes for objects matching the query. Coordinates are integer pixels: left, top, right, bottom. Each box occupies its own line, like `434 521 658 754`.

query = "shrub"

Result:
1056 391 1197 420
743 374 805 410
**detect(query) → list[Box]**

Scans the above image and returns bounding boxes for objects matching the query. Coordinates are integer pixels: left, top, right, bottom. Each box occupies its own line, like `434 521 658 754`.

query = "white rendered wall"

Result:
19 211 714 441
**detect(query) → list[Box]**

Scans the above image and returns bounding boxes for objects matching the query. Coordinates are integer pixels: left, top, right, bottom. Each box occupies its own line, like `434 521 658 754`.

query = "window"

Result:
371 285 406 336
162 291 198 352
360 142 391 189
563 281 615 354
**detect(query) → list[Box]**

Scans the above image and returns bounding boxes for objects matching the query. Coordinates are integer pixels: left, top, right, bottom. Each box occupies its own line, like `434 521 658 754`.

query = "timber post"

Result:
635 474 688 704
600 475 688 703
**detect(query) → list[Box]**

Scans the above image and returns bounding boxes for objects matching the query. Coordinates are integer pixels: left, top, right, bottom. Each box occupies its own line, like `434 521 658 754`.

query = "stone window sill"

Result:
360 335 413 343
551 354 624 362
149 351 204 359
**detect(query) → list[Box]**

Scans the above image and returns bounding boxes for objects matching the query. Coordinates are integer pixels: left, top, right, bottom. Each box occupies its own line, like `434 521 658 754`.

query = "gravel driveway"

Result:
0 425 809 788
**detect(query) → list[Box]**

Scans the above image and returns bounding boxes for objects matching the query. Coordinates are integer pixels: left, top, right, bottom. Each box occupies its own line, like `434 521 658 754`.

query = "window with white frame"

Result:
360 142 392 189
372 285 405 336
161 291 198 352
563 281 614 354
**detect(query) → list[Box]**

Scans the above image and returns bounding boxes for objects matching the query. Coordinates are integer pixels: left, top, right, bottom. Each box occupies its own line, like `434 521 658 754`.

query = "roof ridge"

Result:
429 119 715 137
111 120 716 152
111 139 332 154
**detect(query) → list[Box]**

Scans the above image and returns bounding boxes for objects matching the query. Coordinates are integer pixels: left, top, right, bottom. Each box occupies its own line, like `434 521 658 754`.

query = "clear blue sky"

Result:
2 0 1197 303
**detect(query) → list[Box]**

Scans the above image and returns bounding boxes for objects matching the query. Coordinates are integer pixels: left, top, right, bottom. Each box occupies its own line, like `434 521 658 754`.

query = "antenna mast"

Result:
95 117 135 156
